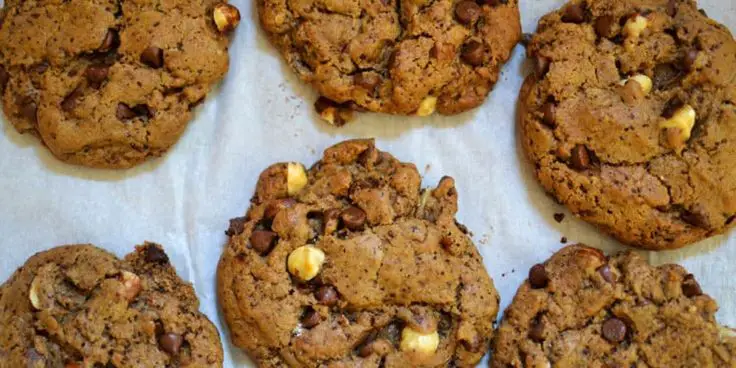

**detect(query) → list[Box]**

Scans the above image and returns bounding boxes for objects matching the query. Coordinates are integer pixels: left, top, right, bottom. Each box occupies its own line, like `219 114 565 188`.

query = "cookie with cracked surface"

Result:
519 0 736 249
258 0 521 120
0 243 223 367
0 0 240 168
218 139 499 367
491 244 736 368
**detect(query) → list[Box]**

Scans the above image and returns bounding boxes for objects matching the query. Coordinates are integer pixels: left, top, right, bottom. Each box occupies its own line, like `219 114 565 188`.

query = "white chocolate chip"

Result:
213 3 241 33
119 271 142 301
623 14 648 39
660 104 696 148
287 246 325 281
416 96 437 117
399 327 440 354
287 163 308 196
29 276 43 310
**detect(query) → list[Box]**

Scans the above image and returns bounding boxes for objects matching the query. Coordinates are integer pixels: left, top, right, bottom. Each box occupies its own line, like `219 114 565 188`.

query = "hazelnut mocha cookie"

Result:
0 1 240 168
258 0 521 123
492 244 736 368
519 0 736 249
0 243 223 367
218 139 499 367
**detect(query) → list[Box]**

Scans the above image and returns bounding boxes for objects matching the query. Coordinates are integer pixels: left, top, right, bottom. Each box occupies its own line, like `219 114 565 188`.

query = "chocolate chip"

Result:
652 63 682 90
264 198 297 220
601 318 627 343
455 0 482 24
301 308 322 329
158 333 183 355
116 103 137 120
541 102 556 127
529 319 545 342
595 15 616 38
99 30 119 52
682 274 703 297
682 49 699 71
19 96 38 123
226 216 248 236
141 47 164 69
520 33 533 47
698 8 707 16
528 264 549 289
667 0 678 16
534 56 550 78
144 245 169 263
61 88 83 112
357 341 374 357
553 213 565 223
570 144 591 170
681 207 710 229
461 40 484 66
0 65 9 91
250 230 278 255
354 73 380 91
597 264 614 283
315 285 339 306
340 206 367 231
85 64 109 86
662 97 684 118
33 62 49 74
561 3 585 24
131 104 154 119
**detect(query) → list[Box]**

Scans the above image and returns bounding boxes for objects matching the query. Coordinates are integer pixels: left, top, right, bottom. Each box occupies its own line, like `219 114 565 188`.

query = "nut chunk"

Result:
213 3 241 33
287 246 326 281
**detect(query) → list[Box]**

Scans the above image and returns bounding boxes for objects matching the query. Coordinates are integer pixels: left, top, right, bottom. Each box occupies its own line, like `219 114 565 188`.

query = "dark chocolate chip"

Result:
682 274 703 297
698 8 707 16
595 15 616 38
534 56 550 78
541 102 556 127
19 96 38 123
561 3 586 24
301 308 322 329
681 207 710 229
528 264 549 289
99 30 119 52
682 49 699 71
144 245 169 264
0 65 9 91
140 46 164 69
529 319 545 342
61 88 83 112
354 73 380 91
601 318 627 343
226 216 248 236
357 342 374 357
553 213 565 223
340 206 367 231
461 40 484 66
597 264 614 283
264 198 297 220
250 230 278 255
85 64 109 85
455 0 482 24
570 144 591 170
315 285 339 306
158 333 183 355
116 103 137 120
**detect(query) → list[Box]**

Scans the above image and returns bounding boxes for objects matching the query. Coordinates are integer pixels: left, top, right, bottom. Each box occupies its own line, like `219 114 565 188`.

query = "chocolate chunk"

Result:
553 213 565 223
561 3 585 24
19 96 38 122
99 29 119 52
341 206 367 231
541 102 556 127
570 144 591 170
141 46 164 69
455 1 482 24
116 103 137 121
61 88 84 112
226 216 248 236
315 285 339 306
354 73 380 91
250 230 279 255
681 206 710 229
595 15 616 38
528 264 549 289
667 0 678 17
85 64 109 85
158 333 183 355
682 274 703 297
601 318 627 343
357 342 374 357
534 56 550 78
144 245 170 264
461 40 485 66
682 49 699 71
264 198 297 220
528 319 545 342
0 65 8 91
301 308 322 329
652 63 682 90
597 264 614 283
698 8 707 16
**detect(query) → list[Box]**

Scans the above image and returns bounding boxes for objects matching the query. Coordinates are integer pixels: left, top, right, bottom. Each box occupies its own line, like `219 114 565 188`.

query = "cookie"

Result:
0 243 223 367
218 139 499 367
257 0 521 121
0 1 240 168
491 244 736 368
519 0 736 249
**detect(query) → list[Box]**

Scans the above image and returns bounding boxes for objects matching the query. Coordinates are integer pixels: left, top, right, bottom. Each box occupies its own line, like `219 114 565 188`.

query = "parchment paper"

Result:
0 0 734 366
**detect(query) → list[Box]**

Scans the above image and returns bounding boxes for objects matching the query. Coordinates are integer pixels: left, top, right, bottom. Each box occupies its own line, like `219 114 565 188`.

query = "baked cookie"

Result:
0 243 223 367
257 0 521 123
0 1 240 168
218 139 499 367
519 0 736 249
491 244 736 368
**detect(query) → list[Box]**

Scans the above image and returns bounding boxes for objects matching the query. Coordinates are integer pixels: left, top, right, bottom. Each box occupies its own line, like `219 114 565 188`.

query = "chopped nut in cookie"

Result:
213 3 241 33
287 163 308 196
416 96 438 117
659 104 696 151
287 246 325 281
400 327 440 354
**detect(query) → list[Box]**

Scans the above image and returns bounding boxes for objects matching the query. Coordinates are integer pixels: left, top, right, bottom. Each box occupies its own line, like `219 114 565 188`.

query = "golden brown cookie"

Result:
492 244 736 368
0 1 240 168
0 243 223 367
218 139 499 367
519 0 736 249
257 0 521 122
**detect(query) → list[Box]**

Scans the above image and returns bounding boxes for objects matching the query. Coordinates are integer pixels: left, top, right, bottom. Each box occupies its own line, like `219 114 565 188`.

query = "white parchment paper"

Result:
0 0 734 366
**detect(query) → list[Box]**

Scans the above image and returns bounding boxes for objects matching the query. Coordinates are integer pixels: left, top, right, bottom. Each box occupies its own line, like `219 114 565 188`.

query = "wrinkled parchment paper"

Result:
0 0 734 366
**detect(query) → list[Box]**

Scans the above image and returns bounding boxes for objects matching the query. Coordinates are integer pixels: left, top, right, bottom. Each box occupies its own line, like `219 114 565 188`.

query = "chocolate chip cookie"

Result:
492 244 736 368
258 0 521 122
0 243 223 367
519 0 736 249
0 1 240 168
218 139 499 367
